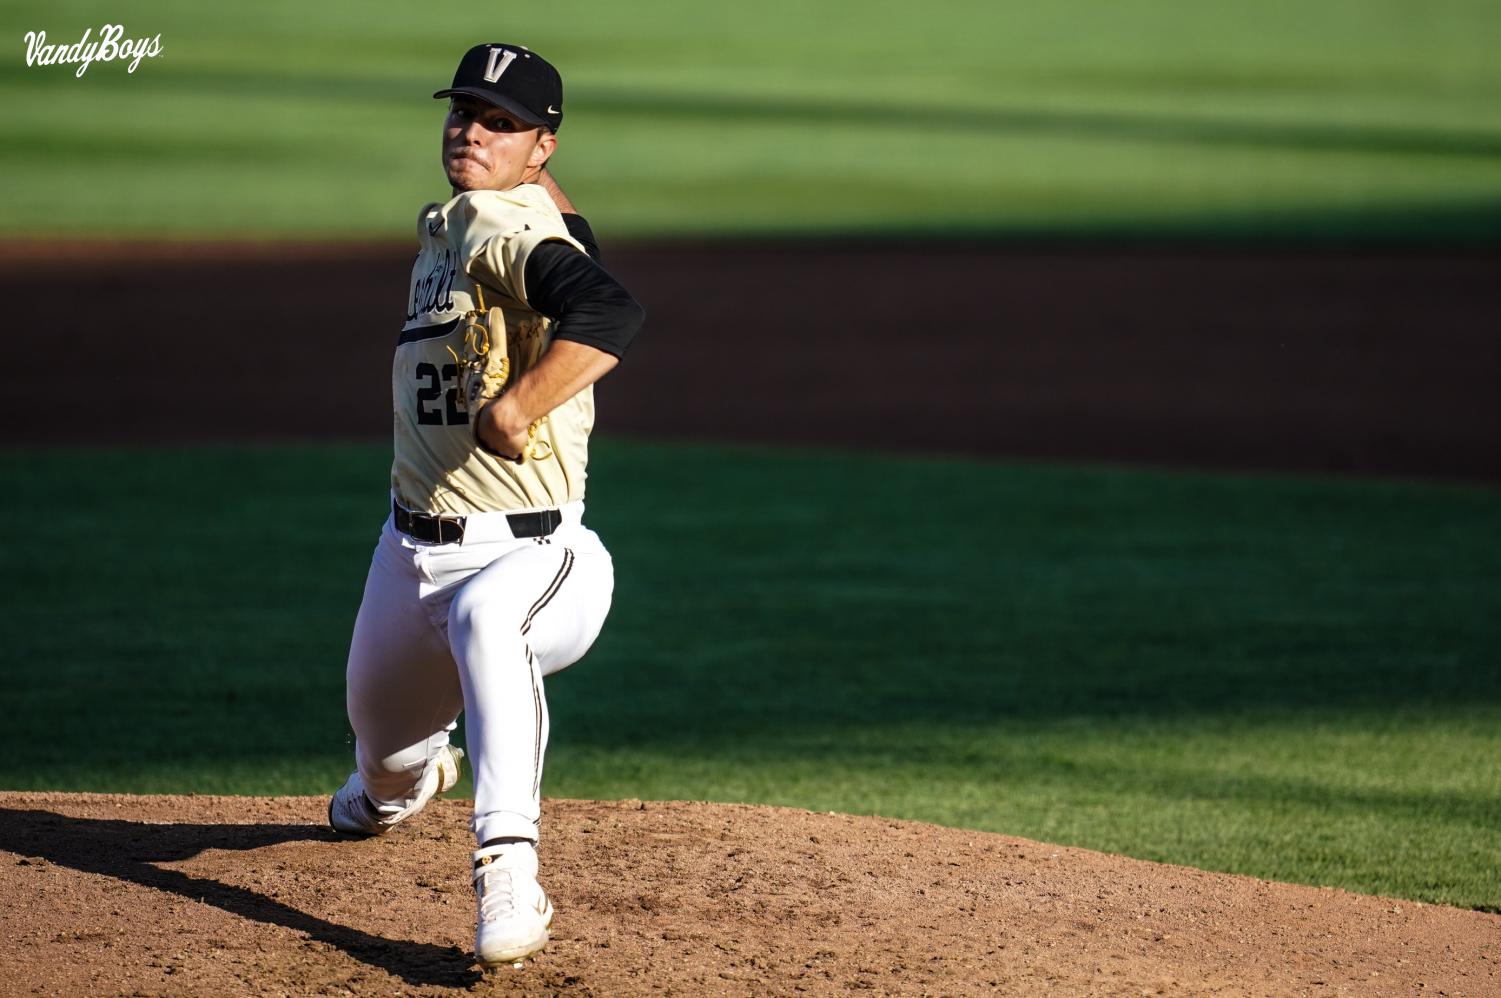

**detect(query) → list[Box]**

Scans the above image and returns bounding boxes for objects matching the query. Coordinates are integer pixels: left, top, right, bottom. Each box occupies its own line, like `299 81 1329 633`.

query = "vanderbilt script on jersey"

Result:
393 186 590 515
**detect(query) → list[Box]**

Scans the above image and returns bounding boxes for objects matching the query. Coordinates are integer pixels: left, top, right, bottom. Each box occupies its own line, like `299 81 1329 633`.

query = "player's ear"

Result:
529 130 557 168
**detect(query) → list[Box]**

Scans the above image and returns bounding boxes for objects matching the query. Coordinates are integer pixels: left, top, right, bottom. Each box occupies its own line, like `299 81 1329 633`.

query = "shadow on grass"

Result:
6 60 1498 162
3 444 1499 770
584 89 1501 162
0 809 481 990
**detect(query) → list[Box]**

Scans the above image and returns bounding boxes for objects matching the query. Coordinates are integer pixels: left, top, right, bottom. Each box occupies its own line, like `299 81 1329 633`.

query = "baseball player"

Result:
327 42 644 968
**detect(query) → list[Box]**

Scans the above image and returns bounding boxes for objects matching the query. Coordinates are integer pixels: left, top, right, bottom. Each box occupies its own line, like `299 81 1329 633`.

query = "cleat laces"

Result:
478 868 519 924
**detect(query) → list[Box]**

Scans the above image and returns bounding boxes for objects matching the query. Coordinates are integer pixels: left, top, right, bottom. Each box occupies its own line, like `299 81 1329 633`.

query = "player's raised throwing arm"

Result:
537 168 577 215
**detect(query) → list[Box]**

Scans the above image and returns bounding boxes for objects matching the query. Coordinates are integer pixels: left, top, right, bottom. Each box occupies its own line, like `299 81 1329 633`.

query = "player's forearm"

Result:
504 339 619 425
477 340 618 458
537 172 601 260
537 169 576 214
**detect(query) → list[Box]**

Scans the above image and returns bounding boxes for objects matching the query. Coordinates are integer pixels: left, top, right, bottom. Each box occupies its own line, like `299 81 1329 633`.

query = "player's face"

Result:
443 97 557 193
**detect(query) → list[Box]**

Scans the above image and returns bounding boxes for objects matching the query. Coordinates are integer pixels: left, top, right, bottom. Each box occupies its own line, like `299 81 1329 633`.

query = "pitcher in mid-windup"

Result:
327 41 644 969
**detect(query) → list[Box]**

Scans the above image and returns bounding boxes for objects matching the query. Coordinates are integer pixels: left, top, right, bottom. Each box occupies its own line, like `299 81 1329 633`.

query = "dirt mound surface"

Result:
0 793 1495 997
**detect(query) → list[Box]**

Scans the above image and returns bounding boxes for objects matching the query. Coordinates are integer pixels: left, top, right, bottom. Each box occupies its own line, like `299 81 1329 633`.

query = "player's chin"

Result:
446 167 485 192
445 156 489 191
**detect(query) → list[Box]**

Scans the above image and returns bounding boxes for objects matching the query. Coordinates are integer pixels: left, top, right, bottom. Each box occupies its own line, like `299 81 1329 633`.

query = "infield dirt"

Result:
2 792 1497 997
2 240 1498 481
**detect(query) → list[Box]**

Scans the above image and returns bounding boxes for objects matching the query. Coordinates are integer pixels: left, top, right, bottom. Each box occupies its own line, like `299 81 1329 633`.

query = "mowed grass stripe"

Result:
1 0 1499 238
0 440 1496 908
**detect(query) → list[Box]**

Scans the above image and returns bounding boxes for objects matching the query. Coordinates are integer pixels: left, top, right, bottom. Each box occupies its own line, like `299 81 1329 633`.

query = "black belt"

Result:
392 500 562 545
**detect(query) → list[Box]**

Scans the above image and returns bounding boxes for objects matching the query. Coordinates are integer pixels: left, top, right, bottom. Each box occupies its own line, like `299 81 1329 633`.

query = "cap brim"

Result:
433 87 548 126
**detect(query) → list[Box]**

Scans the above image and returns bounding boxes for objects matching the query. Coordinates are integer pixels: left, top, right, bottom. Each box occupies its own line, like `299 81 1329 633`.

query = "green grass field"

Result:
2 0 1500 239
2 440 1497 910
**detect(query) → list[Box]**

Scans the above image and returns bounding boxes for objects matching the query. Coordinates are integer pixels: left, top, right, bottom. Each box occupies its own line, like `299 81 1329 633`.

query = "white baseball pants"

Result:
343 501 613 845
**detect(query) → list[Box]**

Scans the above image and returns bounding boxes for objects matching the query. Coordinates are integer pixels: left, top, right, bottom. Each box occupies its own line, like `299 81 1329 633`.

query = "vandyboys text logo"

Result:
23 25 164 78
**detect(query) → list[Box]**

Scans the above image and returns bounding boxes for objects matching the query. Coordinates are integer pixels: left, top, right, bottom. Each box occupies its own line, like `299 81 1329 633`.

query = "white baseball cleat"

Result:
472 842 553 967
328 744 465 836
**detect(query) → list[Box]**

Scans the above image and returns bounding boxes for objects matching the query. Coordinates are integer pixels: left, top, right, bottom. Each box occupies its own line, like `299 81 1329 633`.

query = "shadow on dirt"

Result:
0 808 481 989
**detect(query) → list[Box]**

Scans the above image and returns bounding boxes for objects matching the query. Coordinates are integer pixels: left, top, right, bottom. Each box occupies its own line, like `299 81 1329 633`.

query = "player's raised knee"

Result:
447 580 529 646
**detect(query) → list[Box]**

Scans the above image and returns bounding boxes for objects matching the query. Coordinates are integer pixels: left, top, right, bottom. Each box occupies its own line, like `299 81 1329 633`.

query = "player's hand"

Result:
476 398 529 463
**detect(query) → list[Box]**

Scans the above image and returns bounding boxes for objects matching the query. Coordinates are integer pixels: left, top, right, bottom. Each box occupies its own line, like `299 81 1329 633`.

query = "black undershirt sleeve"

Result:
562 213 601 263
524 218 643 359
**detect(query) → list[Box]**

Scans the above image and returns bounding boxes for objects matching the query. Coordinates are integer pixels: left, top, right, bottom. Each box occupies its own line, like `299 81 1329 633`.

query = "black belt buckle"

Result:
393 500 466 544
429 513 465 544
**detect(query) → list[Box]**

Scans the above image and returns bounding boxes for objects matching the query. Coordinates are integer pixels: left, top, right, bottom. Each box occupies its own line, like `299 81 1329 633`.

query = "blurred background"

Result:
1 0 1498 910
3 0 1500 239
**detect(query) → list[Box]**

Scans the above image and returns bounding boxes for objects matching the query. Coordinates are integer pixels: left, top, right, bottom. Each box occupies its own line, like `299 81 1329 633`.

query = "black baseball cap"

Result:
434 43 564 132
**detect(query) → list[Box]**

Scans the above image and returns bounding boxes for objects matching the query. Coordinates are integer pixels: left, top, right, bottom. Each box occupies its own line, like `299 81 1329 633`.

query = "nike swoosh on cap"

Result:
547 105 561 114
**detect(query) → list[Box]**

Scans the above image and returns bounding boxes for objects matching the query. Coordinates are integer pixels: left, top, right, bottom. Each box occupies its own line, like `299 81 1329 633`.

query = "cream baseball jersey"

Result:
392 185 590 515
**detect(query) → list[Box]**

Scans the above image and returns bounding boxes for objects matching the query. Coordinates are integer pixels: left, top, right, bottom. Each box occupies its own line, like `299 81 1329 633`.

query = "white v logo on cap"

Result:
484 47 517 83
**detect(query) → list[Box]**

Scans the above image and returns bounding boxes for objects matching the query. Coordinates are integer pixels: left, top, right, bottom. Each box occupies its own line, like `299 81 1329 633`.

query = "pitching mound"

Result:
1 793 1495 996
